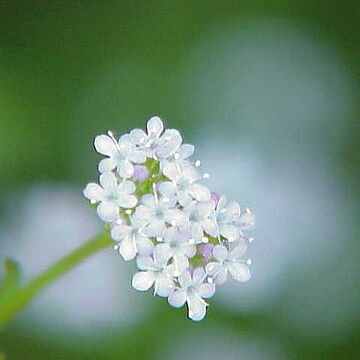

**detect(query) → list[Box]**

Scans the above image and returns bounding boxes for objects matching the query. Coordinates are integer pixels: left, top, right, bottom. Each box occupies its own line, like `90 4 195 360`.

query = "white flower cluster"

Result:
84 116 254 321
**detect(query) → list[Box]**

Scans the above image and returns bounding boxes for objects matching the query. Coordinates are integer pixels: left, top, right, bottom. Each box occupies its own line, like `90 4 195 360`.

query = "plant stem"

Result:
0 231 114 328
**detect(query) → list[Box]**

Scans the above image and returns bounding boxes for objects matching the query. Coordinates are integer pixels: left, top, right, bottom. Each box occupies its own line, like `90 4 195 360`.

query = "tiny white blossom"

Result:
94 133 146 178
129 116 182 159
132 245 174 297
83 173 137 222
135 193 187 237
160 226 196 276
214 195 243 241
206 243 250 285
183 200 217 244
158 163 211 206
234 207 255 232
159 143 195 170
168 268 215 321
111 214 154 261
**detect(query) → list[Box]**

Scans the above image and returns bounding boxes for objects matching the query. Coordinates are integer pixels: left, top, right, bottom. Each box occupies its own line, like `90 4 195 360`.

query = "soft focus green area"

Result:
0 1 359 359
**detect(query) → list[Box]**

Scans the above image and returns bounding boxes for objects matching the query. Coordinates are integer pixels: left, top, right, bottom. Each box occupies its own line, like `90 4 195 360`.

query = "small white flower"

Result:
160 226 196 276
183 200 217 243
168 268 215 321
205 243 250 285
158 163 211 206
94 133 146 178
132 245 174 297
83 173 137 222
159 143 195 170
234 207 255 232
129 116 182 159
111 214 154 261
135 193 187 237
214 195 242 242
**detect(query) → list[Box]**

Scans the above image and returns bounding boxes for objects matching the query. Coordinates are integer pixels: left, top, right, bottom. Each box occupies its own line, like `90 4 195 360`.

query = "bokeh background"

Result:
0 1 360 359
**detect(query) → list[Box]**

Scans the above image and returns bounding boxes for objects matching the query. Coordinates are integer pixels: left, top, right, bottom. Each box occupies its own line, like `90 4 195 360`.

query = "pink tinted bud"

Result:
133 165 149 181
200 243 214 259
211 192 220 205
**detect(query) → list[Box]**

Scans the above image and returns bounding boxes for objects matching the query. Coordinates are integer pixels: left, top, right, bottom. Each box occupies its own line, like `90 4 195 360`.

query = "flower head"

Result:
168 268 215 321
83 173 137 222
206 243 251 285
84 115 255 321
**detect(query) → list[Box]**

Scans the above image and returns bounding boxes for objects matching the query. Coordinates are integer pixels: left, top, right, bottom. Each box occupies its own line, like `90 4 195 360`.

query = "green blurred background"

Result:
0 1 360 359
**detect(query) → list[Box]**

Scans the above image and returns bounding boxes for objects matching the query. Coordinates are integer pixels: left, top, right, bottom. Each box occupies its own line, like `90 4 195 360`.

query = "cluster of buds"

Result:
83 116 254 321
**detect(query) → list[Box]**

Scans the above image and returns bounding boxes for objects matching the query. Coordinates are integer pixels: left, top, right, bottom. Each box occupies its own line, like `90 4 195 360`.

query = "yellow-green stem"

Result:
0 231 113 328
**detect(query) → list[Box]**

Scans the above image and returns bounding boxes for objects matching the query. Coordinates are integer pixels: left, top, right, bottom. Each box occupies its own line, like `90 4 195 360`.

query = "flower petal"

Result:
110 224 131 241
165 209 187 226
178 270 192 288
143 219 165 237
147 116 163 137
212 245 228 262
168 289 187 308
198 283 216 299
153 243 172 267
154 275 173 297
96 202 119 222
220 224 239 241
217 195 227 211
237 210 255 230
227 201 241 217
229 243 247 260
129 150 147 164
141 194 156 208
178 144 194 159
215 268 228 285
188 184 211 203
181 243 196 258
129 128 147 146
136 256 155 271
117 160 134 179
135 205 151 220
193 267 207 284
94 134 117 157
132 271 155 291
205 262 223 277
118 194 137 209
118 180 136 194
156 129 182 158
158 181 177 198
187 292 207 321
201 218 218 238
163 163 180 182
137 237 155 256
99 172 117 191
83 183 104 202
190 222 204 244
119 237 137 261
98 158 115 173
228 262 251 282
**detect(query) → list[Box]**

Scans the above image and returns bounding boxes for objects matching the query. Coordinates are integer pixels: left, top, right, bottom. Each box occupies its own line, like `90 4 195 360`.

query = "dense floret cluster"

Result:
84 116 254 321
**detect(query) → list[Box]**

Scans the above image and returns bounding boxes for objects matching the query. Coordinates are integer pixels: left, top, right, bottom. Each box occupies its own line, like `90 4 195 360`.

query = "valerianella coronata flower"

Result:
83 116 255 321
